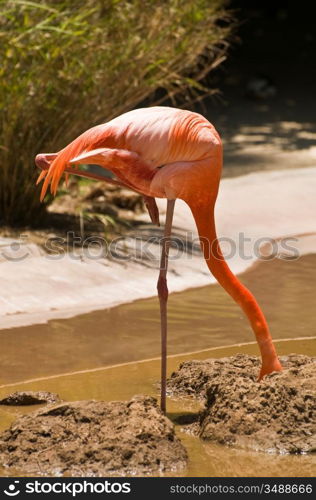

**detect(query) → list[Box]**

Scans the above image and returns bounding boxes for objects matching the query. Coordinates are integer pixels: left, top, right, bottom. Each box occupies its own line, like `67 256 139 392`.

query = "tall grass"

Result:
0 0 231 226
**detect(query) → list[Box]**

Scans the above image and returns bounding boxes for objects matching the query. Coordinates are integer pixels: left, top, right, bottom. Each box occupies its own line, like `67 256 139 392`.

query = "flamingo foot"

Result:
258 358 283 381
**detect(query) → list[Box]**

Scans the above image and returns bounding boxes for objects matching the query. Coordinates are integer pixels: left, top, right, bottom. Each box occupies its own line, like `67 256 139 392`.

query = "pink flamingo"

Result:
35 106 282 413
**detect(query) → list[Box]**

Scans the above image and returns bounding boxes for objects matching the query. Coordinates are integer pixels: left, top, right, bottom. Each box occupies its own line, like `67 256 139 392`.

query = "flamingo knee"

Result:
157 275 168 302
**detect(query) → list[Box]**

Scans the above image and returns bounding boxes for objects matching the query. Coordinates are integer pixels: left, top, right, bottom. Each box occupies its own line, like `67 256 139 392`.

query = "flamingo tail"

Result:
188 199 282 379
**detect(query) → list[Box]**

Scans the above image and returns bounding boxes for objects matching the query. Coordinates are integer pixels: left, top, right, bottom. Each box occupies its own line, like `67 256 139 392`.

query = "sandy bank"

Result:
1 166 316 329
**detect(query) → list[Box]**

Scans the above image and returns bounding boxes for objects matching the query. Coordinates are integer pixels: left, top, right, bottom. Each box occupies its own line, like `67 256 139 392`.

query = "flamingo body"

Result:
35 106 282 404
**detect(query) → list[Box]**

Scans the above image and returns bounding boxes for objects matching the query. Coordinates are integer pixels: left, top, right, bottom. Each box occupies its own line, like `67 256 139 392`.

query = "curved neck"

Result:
188 199 281 377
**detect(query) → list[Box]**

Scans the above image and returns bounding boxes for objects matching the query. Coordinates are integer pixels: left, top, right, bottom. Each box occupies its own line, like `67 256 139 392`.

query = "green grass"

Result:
0 0 231 226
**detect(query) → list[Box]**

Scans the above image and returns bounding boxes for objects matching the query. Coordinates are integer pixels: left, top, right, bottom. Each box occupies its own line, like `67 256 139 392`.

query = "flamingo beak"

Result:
35 154 50 170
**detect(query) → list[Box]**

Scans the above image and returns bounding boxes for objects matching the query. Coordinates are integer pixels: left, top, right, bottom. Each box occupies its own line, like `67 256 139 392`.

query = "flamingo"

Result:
35 106 282 413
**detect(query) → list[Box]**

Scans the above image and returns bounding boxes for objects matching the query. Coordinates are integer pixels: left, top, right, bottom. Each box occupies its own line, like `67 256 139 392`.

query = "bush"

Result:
0 0 231 226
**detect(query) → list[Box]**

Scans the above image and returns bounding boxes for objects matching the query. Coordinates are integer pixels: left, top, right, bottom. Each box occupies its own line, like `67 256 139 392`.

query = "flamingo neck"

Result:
188 199 282 378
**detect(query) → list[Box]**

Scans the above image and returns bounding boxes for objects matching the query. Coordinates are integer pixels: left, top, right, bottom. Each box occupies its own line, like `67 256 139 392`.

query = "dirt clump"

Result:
0 391 61 406
168 353 262 400
0 395 187 476
167 354 316 454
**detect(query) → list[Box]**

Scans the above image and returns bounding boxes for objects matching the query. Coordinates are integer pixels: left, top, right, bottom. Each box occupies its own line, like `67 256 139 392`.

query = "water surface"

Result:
1 254 316 385
0 254 315 477
0 339 315 477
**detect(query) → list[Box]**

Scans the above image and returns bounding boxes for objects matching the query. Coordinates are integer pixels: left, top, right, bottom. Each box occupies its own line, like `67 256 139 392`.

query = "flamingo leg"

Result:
143 196 160 226
158 199 175 414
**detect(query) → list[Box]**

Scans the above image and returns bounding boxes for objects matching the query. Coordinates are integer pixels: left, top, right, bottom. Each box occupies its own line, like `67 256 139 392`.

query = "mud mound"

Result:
168 354 316 454
0 395 187 476
168 353 262 400
0 391 60 406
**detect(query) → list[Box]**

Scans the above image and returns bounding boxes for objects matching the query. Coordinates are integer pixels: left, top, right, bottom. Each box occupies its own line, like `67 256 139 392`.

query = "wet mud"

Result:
0 391 60 406
168 354 316 454
0 340 315 477
0 395 187 476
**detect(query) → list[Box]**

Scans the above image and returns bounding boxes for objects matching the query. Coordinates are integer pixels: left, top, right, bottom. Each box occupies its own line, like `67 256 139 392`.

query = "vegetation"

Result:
0 0 231 226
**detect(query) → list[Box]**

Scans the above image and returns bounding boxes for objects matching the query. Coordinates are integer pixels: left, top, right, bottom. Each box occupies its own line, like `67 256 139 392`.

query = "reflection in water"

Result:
1 254 316 384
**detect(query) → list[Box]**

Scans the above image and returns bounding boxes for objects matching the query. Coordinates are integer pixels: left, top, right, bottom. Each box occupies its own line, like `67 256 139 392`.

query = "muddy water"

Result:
0 255 316 476
1 254 316 385
0 339 315 477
